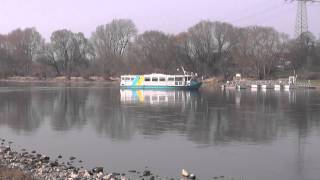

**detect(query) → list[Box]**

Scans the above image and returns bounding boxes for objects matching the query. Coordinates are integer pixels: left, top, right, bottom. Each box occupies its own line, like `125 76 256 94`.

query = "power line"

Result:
255 6 293 26
229 3 285 24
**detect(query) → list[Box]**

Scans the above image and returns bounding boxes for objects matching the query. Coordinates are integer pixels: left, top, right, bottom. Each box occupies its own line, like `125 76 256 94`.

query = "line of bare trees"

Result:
0 19 319 80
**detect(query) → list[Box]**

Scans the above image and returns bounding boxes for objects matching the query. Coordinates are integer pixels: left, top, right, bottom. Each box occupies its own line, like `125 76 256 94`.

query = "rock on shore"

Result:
0 144 171 180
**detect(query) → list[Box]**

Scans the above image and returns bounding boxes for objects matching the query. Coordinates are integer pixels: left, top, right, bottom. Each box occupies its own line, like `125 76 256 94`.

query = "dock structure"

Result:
284 84 294 90
274 84 281 90
222 75 316 90
236 84 246 90
261 84 273 89
251 84 259 89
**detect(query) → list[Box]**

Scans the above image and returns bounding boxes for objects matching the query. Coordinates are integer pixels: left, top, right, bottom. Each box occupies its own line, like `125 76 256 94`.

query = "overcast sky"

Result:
0 0 319 40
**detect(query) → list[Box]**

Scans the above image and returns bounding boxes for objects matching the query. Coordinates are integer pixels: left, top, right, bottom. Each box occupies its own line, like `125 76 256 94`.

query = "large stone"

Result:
181 169 189 177
143 170 151 176
0 146 11 153
189 173 196 180
97 172 104 178
103 173 113 179
83 170 91 178
50 161 59 167
40 156 50 163
92 167 104 173
70 172 78 178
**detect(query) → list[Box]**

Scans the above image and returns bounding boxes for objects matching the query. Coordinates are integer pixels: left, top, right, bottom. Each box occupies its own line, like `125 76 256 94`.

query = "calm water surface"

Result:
0 82 320 180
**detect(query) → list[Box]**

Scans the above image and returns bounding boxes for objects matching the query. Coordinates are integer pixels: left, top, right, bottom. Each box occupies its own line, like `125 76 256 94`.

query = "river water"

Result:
0 82 320 180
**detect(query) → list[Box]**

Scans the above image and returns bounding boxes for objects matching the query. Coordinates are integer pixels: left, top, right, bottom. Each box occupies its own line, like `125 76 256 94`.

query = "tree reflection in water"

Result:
0 86 319 146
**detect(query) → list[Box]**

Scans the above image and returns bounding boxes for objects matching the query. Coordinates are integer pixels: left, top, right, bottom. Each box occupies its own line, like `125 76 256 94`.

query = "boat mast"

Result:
181 66 186 75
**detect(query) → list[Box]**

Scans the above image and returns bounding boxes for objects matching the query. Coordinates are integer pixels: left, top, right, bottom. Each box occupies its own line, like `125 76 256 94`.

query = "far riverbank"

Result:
1 76 319 89
0 76 119 84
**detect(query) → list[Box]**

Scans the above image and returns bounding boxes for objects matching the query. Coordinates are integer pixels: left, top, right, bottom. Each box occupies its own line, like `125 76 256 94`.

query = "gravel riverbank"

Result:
0 140 178 180
0 139 247 180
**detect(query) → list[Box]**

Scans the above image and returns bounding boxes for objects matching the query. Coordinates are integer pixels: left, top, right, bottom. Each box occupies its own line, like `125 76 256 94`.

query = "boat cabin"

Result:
120 73 196 87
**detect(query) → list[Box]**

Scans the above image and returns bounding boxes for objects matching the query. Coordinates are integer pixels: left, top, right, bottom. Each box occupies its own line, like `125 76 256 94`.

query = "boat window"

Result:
168 77 174 81
125 77 130 81
159 77 165 81
187 77 192 81
145 77 150 81
175 77 183 81
131 77 134 81
152 96 158 101
121 77 125 80
152 77 158 81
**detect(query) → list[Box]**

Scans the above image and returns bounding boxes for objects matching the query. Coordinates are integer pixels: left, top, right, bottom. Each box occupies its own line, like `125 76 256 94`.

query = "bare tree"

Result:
91 19 137 75
0 20 317 80
0 35 11 77
213 22 239 78
179 21 237 76
187 21 216 74
37 43 61 75
6 28 44 75
50 30 93 78
287 32 316 73
51 29 73 78
130 31 178 73
233 26 287 79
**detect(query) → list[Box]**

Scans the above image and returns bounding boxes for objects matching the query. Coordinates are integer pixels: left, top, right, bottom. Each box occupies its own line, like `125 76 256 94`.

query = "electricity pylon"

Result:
294 0 309 38
286 0 320 38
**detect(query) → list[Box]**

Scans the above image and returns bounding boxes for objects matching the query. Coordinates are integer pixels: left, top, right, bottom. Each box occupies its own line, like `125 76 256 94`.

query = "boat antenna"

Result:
181 66 186 75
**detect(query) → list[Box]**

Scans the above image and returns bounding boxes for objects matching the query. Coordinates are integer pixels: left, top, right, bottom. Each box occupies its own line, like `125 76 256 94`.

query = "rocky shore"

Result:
0 140 247 180
0 139 201 180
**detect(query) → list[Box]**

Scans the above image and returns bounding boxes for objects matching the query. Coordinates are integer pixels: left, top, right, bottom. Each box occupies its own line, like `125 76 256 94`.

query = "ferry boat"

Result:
120 68 202 90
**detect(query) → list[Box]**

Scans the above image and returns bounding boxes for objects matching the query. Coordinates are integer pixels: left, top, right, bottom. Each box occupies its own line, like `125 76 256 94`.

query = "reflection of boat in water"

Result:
120 68 202 90
120 89 197 105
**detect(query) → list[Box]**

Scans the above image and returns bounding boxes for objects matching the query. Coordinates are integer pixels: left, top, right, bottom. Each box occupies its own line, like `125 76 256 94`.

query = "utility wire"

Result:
229 3 288 24
229 0 319 24
229 0 277 16
251 5 294 25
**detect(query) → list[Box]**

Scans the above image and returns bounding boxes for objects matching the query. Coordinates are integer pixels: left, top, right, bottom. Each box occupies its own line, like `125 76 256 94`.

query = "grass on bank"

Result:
0 167 34 180
311 80 320 86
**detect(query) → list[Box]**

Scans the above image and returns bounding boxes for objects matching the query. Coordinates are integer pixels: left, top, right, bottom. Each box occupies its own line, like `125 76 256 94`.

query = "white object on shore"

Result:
251 84 258 92
103 174 113 180
284 84 295 90
83 171 91 178
251 84 258 89
237 85 246 90
182 169 189 177
70 172 78 178
97 172 104 178
274 85 281 90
